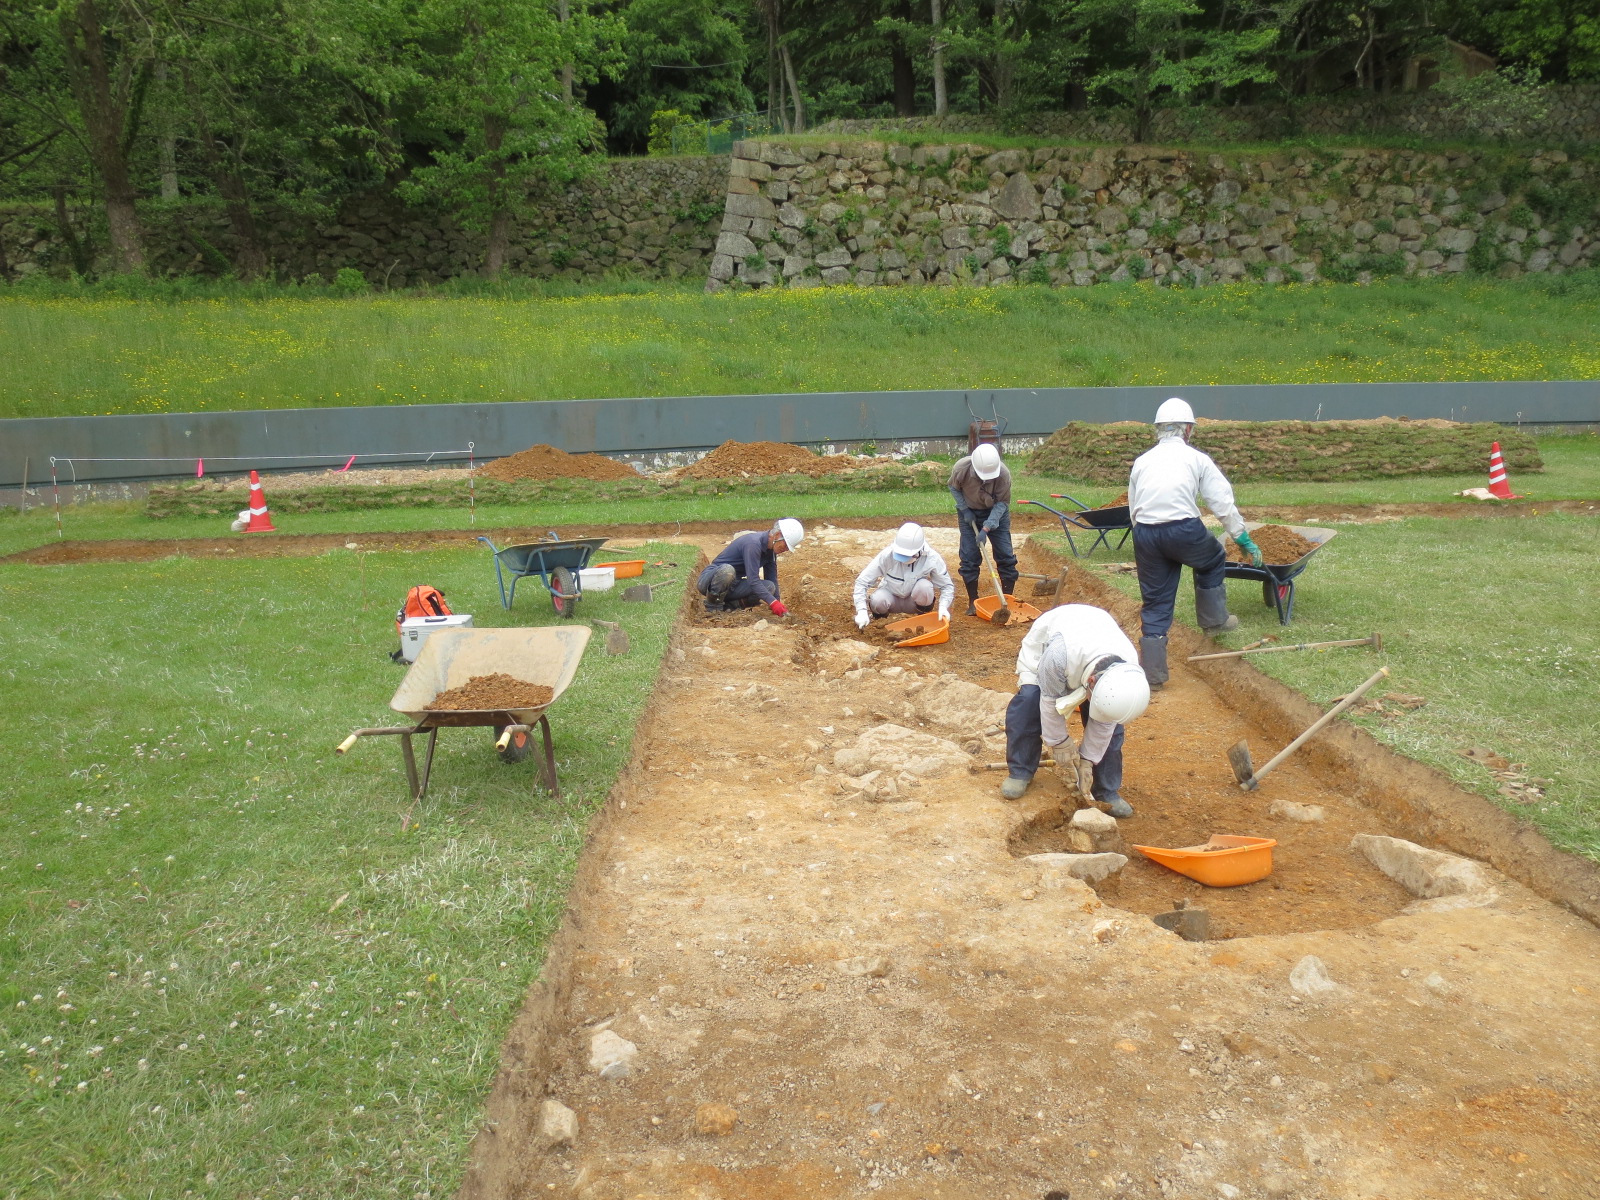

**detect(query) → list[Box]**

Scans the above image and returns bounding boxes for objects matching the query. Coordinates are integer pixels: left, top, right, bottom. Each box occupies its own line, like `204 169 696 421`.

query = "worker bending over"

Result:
1002 603 1150 818
950 443 1018 615
852 523 955 629
698 518 804 615
1128 397 1262 689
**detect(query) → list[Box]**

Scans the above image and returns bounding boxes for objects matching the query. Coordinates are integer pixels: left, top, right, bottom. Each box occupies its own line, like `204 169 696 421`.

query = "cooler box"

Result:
399 614 474 663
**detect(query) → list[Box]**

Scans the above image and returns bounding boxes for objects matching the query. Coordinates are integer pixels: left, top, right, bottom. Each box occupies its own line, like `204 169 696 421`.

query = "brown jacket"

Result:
949 456 1012 513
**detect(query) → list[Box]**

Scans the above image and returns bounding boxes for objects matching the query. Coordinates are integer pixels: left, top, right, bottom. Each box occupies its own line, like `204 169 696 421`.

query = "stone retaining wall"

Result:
707 139 1597 291
0 156 727 285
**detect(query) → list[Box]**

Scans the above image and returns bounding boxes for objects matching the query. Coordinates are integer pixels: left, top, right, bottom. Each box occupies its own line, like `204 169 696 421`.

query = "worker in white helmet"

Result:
949 442 1017 615
1001 603 1150 817
1127 397 1262 689
697 518 805 615
851 522 956 629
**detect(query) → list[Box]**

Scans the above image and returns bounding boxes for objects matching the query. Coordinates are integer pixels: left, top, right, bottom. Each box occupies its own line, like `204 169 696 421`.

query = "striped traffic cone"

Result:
1486 442 1521 500
244 470 277 531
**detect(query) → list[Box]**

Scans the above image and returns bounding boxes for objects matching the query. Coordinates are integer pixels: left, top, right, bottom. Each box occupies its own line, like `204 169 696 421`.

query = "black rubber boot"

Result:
963 578 980 617
1194 585 1240 634
1139 635 1169 689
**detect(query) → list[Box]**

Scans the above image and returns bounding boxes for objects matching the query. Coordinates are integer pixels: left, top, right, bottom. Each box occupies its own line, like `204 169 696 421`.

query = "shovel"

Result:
1228 666 1389 791
971 519 1011 626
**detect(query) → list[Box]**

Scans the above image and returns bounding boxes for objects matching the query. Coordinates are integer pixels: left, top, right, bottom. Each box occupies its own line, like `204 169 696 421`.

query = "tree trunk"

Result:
57 0 145 273
482 114 510 277
767 8 783 130
930 0 947 116
891 4 916 117
156 61 179 201
52 183 94 276
558 0 573 104
780 42 805 132
183 69 265 278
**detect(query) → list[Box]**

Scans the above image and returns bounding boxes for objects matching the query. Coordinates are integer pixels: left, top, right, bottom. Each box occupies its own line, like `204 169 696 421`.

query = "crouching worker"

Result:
1001 603 1151 818
697 518 804 615
852 523 955 630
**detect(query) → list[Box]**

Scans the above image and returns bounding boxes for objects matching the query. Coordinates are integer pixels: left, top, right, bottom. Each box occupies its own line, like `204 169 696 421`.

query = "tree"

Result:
605 0 750 151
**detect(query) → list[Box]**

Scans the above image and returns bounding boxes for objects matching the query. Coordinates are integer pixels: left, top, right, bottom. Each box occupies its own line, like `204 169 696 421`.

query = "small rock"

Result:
1027 851 1128 884
1268 799 1325 823
1019 888 1037 900
589 1029 638 1079
537 1099 579 1150
1422 971 1450 994
694 1101 739 1135
1068 806 1126 852
751 619 769 631
1261 1173 1295 1198
1090 919 1123 944
1289 955 1338 997
836 955 891 978
1217 1185 1241 1199
1221 1031 1259 1057
1367 1062 1397 1084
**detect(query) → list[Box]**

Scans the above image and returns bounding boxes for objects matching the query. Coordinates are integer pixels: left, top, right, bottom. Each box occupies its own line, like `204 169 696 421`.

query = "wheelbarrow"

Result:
1019 496 1132 558
478 532 609 615
336 626 591 800
1217 522 1338 625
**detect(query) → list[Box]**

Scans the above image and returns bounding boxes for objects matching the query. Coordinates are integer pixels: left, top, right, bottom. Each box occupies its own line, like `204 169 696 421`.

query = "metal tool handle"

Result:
1188 633 1381 662
1241 666 1389 791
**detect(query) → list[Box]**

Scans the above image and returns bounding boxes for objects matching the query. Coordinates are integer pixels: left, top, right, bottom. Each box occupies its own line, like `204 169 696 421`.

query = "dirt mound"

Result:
1227 523 1320 565
424 674 554 711
1029 420 1543 484
679 440 856 479
480 444 638 483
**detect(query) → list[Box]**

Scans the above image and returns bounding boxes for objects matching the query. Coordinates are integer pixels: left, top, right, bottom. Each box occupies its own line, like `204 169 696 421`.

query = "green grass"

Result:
0 544 681 1198
1074 515 1600 862
4 273 1600 418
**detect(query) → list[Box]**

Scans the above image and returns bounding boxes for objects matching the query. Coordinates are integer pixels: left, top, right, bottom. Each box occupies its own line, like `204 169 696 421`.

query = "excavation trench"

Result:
459 524 1600 1200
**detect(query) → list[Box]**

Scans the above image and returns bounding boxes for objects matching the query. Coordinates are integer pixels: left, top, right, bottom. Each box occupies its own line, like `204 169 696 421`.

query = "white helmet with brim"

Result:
1088 661 1151 725
891 522 925 561
774 517 805 550
972 443 1003 480
1154 397 1195 426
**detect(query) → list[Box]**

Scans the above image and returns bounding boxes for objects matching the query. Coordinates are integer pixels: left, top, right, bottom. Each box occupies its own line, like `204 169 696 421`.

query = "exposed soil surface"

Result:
480 444 640 483
1226 525 1321 566
678 441 861 480
464 526 1600 1200
425 675 553 711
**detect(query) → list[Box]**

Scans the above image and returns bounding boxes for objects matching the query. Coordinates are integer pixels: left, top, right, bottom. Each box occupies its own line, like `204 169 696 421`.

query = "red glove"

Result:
769 600 789 616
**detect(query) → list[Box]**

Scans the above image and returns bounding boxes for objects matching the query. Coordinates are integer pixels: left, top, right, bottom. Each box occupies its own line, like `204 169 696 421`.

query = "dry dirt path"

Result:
464 528 1600 1200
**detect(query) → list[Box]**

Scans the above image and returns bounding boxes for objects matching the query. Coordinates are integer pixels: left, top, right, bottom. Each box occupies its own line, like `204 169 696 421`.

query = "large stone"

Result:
912 677 1009 736
992 172 1042 221
782 255 809 278
983 149 1027 174
1289 955 1338 997
1210 180 1241 206
1526 248 1554 272
815 247 852 268
833 723 972 779
708 253 737 281
1067 806 1125 853
1025 851 1128 885
777 202 808 228
814 638 878 677
589 1029 638 1079
757 142 806 166
715 231 757 259
1350 835 1497 911
725 192 777 220
730 157 772 181
1435 227 1475 253
537 1099 579 1150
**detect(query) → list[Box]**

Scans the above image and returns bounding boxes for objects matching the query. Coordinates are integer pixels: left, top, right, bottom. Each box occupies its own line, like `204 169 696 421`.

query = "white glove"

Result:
1045 734 1079 765
1075 755 1095 800
855 610 870 630
937 605 950 623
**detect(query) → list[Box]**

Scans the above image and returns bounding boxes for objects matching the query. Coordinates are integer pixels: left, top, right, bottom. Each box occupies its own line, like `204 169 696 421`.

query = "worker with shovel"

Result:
851 522 956 629
698 518 804 615
1128 397 1262 689
950 443 1018 615
1001 603 1151 817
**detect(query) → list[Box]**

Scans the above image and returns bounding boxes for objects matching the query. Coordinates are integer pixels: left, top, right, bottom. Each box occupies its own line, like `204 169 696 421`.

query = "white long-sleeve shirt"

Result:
1128 433 1246 538
852 545 956 613
1015 604 1138 760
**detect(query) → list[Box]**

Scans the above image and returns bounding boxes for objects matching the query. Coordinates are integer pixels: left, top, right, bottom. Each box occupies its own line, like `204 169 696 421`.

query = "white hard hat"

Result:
1088 662 1151 725
775 517 805 549
1154 397 1195 425
972 443 1003 480
891 522 925 559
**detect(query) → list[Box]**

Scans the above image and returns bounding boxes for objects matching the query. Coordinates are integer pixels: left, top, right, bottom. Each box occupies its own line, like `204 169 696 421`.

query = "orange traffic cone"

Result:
1486 442 1521 500
244 470 277 531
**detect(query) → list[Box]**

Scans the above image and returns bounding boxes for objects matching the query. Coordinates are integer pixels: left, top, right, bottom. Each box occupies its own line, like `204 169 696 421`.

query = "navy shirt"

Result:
709 531 780 604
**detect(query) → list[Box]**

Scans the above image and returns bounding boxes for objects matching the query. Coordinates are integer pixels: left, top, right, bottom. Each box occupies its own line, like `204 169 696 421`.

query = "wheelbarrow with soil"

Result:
1218 522 1338 625
336 626 591 800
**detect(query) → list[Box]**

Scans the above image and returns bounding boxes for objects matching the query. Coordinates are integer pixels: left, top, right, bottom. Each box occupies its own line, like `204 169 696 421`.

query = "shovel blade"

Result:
1227 739 1255 787
990 606 1012 627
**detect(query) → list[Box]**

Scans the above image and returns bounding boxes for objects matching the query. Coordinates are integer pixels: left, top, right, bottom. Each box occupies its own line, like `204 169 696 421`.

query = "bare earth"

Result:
469 527 1600 1200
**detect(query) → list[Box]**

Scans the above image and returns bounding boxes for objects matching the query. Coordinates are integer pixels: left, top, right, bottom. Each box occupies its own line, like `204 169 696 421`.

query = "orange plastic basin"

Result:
597 559 645 578
885 613 950 647
972 594 1042 625
1130 835 1277 887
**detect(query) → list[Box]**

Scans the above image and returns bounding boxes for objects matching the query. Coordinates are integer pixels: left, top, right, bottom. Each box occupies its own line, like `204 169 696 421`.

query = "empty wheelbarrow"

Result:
478 532 609 615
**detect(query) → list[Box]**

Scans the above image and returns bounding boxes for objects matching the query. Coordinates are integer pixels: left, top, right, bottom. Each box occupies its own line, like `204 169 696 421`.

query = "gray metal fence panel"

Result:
3 381 1595 487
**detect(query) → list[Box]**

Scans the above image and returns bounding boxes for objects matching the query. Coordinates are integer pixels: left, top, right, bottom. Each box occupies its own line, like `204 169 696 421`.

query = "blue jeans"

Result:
957 507 1018 593
1005 683 1126 801
1132 517 1226 639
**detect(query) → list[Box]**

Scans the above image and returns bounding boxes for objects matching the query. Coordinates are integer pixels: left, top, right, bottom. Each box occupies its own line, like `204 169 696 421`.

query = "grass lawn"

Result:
4 273 1600 418
0 543 681 1198
1073 514 1600 863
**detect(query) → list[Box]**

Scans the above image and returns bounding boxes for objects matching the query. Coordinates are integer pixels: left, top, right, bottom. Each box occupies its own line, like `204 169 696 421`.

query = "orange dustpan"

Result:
885 612 949 647
972 594 1041 625
1130 835 1277 887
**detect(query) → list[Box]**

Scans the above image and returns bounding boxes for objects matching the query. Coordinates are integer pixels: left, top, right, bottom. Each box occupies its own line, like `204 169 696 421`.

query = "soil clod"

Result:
1225 523 1321 565
424 674 554 711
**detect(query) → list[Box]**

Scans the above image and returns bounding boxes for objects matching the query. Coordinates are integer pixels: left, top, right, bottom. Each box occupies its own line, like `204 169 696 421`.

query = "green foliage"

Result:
991 224 1014 255
332 267 371 295
1508 204 1538 228
1027 257 1052 285
1525 178 1597 230
1435 65 1552 141
744 252 768 270
1467 230 1503 273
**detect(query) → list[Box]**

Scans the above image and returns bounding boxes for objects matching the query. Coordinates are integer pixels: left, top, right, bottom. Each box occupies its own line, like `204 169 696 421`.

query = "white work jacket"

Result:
1128 434 1246 538
852 545 956 613
1016 604 1138 761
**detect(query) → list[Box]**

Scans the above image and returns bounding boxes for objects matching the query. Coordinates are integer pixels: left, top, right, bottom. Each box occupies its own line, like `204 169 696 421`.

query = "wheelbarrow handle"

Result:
337 732 360 755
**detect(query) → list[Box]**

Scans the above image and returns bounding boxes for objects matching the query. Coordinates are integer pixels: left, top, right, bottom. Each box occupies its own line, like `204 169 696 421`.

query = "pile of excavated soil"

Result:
424 674 553 711
1030 419 1543 483
1226 523 1321 565
479 444 638 483
679 440 857 479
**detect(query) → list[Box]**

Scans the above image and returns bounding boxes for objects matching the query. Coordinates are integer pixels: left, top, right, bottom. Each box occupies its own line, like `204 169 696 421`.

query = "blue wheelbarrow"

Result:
1019 495 1133 557
477 533 609 616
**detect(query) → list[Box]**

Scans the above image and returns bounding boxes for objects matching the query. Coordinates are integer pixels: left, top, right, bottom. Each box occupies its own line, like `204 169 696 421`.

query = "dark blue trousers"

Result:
695 564 763 608
1132 517 1227 639
957 507 1019 593
1005 683 1126 801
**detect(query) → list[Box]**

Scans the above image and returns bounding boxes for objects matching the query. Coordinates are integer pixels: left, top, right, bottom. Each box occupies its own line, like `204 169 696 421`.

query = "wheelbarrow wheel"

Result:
549 566 578 618
495 725 531 763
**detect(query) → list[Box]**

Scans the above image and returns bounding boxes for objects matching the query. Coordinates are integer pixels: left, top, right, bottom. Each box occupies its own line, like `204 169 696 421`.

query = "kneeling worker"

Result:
852 522 955 629
1001 603 1151 818
698 518 804 615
